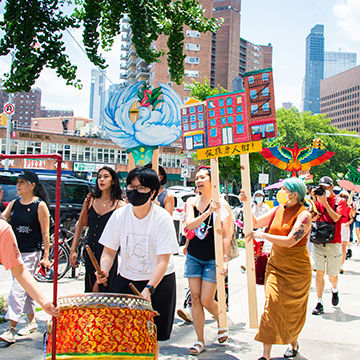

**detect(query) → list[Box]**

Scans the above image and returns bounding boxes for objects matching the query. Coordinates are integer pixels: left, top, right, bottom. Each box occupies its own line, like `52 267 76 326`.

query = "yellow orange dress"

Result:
255 203 312 344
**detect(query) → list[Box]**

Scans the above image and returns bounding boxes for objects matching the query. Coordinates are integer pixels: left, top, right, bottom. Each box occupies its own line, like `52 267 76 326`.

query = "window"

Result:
198 114 203 121
182 109 187 115
219 99 224 107
262 87 269 97
190 114 196 122
236 105 242 113
250 90 257 99
182 116 188 122
198 121 204 128
191 123 196 130
209 109 215 117
64 184 89 205
237 124 244 134
226 97 232 105
185 70 199 77
185 43 200 51
190 107 195 113
221 117 226 125
220 108 225 115
186 30 200 38
237 96 242 104
210 118 216 126
236 114 243 122
251 105 258 114
210 128 217 137
198 105 203 112
262 73 269 81
263 102 270 111
227 107 233 114
248 76 254 85
183 124 189 131
185 57 199 64
228 116 233 123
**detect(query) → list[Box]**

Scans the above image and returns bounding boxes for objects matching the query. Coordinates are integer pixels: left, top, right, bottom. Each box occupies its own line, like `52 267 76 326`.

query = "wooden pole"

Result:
240 153 258 329
152 148 159 174
127 152 135 172
210 157 227 329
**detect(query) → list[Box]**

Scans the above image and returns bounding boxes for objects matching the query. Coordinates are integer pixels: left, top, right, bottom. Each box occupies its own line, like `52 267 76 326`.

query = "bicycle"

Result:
34 226 87 282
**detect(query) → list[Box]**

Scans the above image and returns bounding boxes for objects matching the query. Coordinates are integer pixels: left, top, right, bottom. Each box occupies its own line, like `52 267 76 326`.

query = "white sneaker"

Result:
0 328 16 343
177 307 193 322
18 320 38 336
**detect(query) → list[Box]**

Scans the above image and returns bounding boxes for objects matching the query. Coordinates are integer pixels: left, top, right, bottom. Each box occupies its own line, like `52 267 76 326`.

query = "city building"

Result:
324 50 357 78
41 108 74 118
320 65 360 133
31 116 94 136
282 102 293 110
239 38 273 77
303 24 325 114
89 68 106 129
244 68 277 140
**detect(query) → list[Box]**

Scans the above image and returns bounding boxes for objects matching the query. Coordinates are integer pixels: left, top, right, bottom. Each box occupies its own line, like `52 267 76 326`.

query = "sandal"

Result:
189 341 205 355
284 345 299 358
217 328 229 343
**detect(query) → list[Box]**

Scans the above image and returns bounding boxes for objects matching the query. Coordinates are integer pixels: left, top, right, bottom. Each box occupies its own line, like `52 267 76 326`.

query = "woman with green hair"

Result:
240 177 312 360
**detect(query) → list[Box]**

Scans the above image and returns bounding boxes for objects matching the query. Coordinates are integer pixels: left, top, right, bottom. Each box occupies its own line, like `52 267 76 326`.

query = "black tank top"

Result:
11 198 43 253
187 204 215 261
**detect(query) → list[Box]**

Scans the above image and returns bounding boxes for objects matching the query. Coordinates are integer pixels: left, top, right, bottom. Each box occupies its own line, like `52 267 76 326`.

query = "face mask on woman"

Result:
325 190 331 197
254 196 263 204
276 190 289 205
126 189 152 207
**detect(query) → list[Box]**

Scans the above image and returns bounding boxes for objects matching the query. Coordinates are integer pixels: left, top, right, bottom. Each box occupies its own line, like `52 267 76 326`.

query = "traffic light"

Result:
180 149 184 157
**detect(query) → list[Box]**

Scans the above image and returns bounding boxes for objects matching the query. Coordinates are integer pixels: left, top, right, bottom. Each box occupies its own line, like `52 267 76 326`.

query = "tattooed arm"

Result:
252 210 312 248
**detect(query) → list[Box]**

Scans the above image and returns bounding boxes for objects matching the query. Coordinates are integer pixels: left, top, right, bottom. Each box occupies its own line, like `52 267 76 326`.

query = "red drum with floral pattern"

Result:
46 293 158 360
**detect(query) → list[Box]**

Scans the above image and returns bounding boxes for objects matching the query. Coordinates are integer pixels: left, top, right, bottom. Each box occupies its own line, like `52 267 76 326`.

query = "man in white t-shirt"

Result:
97 167 179 343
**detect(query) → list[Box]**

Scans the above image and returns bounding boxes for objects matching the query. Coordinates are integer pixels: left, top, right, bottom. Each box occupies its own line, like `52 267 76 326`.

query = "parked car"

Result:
0 172 95 231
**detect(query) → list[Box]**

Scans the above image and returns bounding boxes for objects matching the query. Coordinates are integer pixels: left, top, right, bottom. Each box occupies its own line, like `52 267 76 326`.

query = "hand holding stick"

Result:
85 245 108 287
129 282 142 296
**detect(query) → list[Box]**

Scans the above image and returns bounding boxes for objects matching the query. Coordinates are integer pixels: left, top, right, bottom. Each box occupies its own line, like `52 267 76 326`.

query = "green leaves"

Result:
1 0 221 91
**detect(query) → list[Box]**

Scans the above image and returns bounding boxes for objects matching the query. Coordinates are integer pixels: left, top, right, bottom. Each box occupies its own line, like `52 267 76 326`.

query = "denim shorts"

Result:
184 253 216 283
355 220 360 229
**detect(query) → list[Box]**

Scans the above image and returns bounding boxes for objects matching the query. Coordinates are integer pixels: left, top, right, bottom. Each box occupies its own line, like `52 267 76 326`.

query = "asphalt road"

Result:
1 245 360 359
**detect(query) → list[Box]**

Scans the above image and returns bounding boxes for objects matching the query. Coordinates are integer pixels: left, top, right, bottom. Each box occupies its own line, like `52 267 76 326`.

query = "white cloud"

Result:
333 0 360 42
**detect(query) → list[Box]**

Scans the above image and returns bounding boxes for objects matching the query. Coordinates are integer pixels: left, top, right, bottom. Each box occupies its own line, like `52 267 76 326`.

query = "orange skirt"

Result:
255 244 312 344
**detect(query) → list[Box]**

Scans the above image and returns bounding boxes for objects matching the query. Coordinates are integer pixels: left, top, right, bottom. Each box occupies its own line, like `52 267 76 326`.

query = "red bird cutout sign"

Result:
261 142 335 177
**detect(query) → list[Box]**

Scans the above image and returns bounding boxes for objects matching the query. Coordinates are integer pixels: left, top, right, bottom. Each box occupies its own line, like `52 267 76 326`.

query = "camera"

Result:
313 186 325 196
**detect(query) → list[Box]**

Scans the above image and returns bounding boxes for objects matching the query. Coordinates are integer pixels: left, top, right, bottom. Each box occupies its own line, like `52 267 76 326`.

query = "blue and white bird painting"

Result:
104 82 183 165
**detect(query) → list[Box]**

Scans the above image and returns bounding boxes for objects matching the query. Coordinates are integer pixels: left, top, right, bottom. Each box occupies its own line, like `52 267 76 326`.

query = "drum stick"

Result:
85 245 108 287
129 283 142 297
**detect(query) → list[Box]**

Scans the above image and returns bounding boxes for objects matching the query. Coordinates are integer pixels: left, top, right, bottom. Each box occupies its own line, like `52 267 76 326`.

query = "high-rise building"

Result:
89 68 106 129
304 24 325 114
320 65 360 133
40 108 74 118
239 38 272 77
324 50 357 79
282 102 293 110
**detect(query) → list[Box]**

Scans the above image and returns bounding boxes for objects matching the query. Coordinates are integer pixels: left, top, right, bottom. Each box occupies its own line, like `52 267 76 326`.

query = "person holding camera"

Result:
311 176 347 315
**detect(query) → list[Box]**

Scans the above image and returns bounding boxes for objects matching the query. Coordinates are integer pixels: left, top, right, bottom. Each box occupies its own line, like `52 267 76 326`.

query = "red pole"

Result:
0 153 62 359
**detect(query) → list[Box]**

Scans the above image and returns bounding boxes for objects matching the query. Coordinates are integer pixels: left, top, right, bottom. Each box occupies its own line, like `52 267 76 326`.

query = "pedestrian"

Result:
243 177 312 360
69 166 124 292
311 176 347 315
0 218 59 344
96 166 178 352
0 170 51 342
145 163 175 215
184 165 232 355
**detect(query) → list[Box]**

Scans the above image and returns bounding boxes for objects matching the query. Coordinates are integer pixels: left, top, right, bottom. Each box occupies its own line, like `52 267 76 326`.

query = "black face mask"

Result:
126 189 152 207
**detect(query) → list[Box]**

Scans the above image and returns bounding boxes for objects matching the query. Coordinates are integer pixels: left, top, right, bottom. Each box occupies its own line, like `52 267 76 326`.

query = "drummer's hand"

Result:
239 189 247 203
95 270 109 284
141 287 152 301
42 302 60 317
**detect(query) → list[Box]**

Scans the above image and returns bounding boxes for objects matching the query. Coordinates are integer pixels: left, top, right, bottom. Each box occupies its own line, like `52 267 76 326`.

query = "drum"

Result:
46 293 158 359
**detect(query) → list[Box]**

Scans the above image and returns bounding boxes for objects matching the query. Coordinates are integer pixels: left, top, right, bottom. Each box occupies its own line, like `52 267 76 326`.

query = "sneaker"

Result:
346 248 352 259
312 302 324 315
18 320 38 336
0 328 16 343
177 307 193 322
331 290 339 306
339 268 344 274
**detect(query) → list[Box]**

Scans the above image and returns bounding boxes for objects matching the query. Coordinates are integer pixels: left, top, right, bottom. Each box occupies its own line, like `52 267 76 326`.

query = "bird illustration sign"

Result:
104 82 183 166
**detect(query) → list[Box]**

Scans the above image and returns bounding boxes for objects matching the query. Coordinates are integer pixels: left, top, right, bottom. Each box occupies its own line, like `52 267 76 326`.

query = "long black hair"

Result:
92 166 123 204
34 182 51 209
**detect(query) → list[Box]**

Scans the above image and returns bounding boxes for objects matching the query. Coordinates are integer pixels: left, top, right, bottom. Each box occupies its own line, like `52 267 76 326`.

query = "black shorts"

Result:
111 272 176 341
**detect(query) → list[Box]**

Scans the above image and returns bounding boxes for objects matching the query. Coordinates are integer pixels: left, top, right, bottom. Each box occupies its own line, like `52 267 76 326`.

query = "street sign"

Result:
3 103 15 115
258 173 269 184
181 158 188 167
181 168 190 178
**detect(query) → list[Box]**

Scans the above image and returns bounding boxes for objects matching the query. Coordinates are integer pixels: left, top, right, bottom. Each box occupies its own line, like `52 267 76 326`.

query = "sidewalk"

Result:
1 245 360 359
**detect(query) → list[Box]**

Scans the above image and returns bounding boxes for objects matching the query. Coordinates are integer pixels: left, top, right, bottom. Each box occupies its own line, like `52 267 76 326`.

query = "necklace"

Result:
102 199 112 207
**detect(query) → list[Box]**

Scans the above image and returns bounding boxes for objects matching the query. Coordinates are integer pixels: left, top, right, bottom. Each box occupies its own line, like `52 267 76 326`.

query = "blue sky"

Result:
1 0 360 117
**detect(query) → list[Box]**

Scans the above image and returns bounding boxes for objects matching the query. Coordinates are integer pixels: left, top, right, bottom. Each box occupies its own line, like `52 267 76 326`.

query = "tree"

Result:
0 0 222 92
